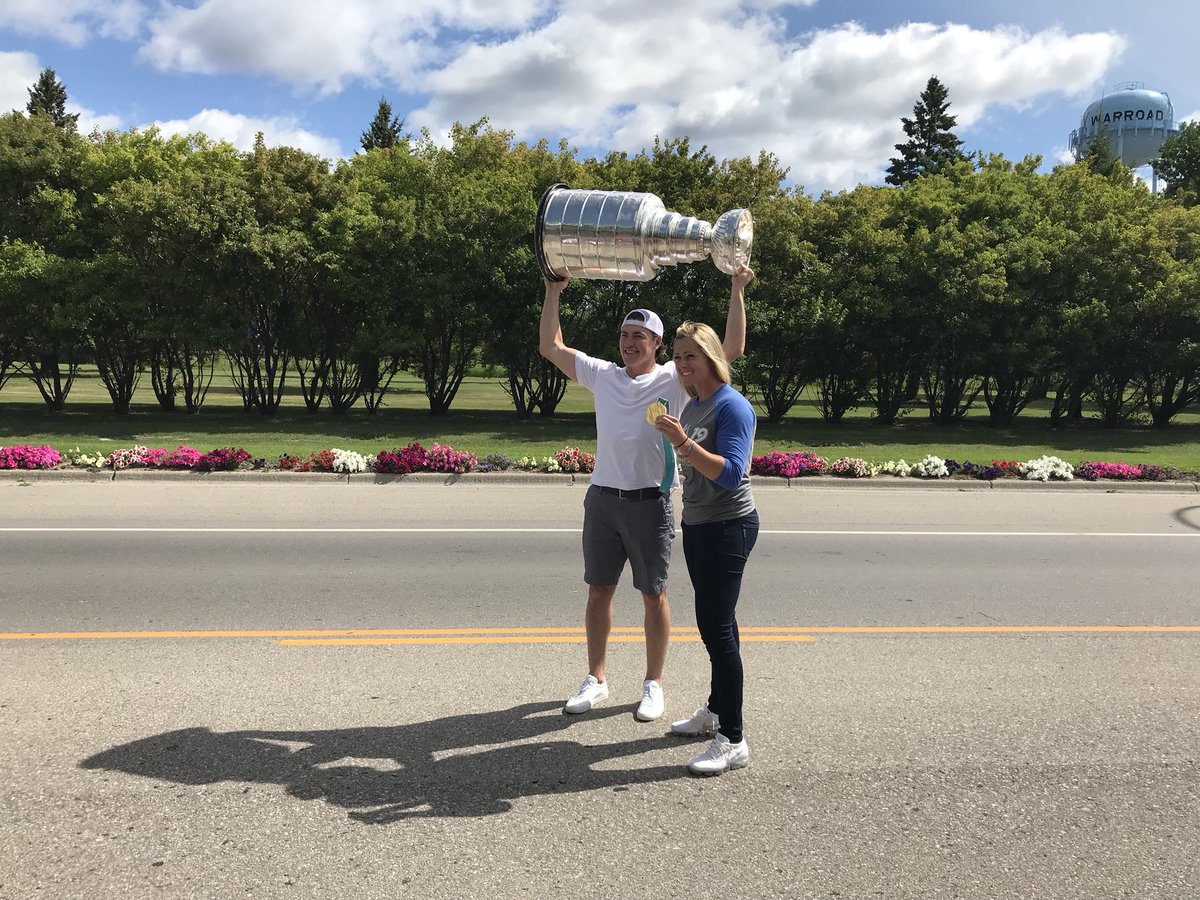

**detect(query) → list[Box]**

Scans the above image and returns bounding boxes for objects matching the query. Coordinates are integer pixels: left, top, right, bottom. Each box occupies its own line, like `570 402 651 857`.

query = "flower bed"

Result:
1 442 1195 483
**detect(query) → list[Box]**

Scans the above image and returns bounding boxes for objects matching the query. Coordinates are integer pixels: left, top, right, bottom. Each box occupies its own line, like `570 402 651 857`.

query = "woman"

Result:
652 309 759 776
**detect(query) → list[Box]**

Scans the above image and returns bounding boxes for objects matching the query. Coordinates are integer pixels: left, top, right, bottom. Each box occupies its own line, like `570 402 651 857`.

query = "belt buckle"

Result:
618 488 633 500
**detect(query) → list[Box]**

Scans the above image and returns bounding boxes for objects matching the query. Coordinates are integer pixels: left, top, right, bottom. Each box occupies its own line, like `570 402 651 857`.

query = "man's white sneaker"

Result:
670 704 719 737
564 675 609 714
687 734 750 776
635 679 664 721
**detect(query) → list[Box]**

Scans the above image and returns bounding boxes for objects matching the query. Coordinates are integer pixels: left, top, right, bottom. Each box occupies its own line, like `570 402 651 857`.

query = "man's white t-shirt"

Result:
573 352 691 491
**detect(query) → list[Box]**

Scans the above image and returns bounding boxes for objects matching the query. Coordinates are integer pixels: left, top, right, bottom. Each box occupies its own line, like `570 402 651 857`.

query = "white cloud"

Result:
149 108 343 159
1053 146 1077 166
410 15 1125 190
139 0 550 94
1179 110 1200 125
0 51 42 114
74 104 124 135
744 0 817 7
0 0 144 46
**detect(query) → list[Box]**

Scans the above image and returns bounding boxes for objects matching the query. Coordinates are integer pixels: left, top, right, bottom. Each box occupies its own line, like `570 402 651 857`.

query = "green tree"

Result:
360 98 406 151
1042 162 1161 426
1133 202 1200 426
340 145 421 413
971 156 1058 426
1082 128 1121 177
0 240 87 410
0 111 85 249
83 129 250 412
737 192 822 423
795 194 870 421
481 137 580 418
225 134 336 414
885 76 967 186
401 119 530 415
26 68 80 133
838 186 924 423
1152 120 1200 205
78 127 193 412
897 158 1023 425
0 111 87 408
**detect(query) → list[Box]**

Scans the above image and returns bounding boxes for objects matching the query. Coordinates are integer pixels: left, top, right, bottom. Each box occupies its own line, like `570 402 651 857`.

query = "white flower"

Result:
911 454 948 478
1019 455 1074 482
331 448 369 474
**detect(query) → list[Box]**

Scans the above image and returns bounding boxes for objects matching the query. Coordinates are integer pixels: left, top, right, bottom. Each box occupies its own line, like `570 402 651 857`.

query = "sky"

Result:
1 0 1197 194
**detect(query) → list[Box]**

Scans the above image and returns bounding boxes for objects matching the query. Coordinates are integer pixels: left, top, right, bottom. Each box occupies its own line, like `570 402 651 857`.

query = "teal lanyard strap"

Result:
657 396 674 495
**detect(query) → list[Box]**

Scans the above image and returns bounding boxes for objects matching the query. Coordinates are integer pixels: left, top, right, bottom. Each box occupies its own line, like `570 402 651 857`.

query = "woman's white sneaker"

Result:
687 734 750 775
564 675 608 714
670 705 719 737
635 679 665 721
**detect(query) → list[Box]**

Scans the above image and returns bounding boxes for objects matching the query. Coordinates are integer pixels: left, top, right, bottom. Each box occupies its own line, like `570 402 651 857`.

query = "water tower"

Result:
1068 82 1178 189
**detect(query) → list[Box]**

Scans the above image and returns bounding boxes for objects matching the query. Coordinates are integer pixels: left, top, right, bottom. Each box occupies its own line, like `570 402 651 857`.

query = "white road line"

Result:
0 527 1198 537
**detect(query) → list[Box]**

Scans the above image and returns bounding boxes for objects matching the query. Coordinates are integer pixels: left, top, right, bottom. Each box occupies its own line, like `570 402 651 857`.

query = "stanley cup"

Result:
535 184 753 282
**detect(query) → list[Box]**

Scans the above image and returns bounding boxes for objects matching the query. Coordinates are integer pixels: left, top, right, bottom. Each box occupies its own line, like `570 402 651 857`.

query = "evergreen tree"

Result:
1082 128 1121 177
360 98 405 151
885 76 965 186
25 68 80 133
1152 120 1200 205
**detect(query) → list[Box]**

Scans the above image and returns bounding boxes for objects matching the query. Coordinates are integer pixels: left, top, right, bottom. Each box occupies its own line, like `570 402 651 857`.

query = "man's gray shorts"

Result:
582 484 675 596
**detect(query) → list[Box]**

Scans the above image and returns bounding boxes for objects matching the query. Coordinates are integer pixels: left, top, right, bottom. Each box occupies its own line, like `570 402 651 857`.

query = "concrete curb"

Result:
1 467 1198 492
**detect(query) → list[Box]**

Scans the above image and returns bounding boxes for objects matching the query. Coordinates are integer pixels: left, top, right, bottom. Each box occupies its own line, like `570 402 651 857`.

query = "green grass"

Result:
3 365 1200 471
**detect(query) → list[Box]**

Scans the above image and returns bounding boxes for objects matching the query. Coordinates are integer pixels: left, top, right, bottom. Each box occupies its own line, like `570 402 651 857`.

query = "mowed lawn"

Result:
2 365 1199 472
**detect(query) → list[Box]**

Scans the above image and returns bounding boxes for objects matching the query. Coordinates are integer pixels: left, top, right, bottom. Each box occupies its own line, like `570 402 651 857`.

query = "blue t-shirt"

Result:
678 384 757 525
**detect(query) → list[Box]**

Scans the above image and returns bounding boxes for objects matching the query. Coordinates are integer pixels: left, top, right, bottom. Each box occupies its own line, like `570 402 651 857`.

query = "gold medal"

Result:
645 399 667 425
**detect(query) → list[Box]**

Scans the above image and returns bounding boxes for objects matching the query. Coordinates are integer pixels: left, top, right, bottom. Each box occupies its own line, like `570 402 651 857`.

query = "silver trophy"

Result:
535 184 753 282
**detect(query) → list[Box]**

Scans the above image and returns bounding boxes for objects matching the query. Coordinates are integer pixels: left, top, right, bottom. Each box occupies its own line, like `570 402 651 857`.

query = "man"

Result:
539 266 753 719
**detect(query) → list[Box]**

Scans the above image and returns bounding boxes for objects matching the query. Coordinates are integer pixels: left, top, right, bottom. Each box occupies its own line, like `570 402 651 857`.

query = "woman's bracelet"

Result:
679 439 694 458
673 439 687 450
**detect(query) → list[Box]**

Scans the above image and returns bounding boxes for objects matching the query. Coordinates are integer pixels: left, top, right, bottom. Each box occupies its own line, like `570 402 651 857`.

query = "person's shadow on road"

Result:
79 701 689 824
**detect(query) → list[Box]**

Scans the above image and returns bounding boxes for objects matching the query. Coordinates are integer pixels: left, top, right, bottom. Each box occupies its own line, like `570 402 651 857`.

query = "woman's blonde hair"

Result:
673 321 730 398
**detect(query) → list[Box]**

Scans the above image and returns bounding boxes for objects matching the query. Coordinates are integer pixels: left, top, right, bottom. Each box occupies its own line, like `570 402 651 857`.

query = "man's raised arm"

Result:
539 276 579 382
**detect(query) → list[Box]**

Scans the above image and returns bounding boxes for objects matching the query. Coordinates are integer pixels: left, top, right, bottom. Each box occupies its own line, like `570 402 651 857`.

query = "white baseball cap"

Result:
621 308 664 338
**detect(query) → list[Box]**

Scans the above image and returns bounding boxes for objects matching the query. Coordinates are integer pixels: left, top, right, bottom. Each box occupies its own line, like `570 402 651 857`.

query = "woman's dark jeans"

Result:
681 510 759 743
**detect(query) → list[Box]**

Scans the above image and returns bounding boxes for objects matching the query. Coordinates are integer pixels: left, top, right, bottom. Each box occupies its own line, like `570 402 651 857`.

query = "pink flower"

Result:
427 442 478 475
0 445 63 469
750 450 826 478
554 446 595 474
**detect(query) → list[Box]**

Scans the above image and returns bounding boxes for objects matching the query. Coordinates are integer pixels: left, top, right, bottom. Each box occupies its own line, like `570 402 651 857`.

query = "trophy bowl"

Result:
535 184 753 282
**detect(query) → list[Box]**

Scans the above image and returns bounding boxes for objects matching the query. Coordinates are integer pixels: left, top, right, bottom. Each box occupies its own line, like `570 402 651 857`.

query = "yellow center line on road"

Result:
278 634 820 645
277 624 1200 646
2 625 1198 645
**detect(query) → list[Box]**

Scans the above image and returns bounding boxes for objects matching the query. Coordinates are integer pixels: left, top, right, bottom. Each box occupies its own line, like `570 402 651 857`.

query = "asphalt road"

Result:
1 477 1198 899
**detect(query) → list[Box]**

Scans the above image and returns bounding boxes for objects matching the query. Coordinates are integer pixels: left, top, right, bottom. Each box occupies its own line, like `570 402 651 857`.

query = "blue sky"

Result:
2 0 1196 192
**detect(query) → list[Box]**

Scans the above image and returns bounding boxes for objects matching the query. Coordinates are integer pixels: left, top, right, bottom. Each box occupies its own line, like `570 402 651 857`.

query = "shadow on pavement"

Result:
1172 505 1200 532
79 701 690 824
